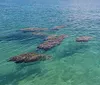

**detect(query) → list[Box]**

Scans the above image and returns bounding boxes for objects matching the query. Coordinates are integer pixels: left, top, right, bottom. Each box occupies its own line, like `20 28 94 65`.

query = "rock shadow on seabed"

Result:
56 42 90 59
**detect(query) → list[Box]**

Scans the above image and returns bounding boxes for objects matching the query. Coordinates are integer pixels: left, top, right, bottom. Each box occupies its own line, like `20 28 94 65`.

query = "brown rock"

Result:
45 35 58 41
8 53 51 63
51 26 65 30
32 32 48 36
38 35 66 50
20 28 48 32
76 36 93 42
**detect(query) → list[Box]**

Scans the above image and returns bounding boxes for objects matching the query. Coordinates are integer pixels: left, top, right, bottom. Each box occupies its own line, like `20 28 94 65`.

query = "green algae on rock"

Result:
8 53 51 63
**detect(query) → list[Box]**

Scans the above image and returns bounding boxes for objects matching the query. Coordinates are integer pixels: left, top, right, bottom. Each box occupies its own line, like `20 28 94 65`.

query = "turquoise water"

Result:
0 0 100 85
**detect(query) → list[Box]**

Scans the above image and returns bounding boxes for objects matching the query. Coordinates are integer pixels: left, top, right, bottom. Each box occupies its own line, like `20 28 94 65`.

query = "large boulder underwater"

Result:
8 52 51 63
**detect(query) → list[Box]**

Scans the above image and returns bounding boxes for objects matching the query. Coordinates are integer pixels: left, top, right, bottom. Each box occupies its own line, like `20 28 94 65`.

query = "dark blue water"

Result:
0 0 100 85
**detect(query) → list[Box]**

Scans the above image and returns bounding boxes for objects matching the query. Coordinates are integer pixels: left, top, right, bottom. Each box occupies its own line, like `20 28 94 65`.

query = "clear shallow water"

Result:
0 0 100 85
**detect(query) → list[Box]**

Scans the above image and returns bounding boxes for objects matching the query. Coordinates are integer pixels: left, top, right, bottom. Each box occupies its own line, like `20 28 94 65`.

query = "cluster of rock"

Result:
20 25 65 32
37 35 66 50
8 26 66 63
8 53 51 63
8 25 93 64
20 25 66 35
20 28 49 37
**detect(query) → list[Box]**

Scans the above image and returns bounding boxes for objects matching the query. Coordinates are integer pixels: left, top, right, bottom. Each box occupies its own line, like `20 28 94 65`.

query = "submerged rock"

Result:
38 35 66 50
44 35 58 41
8 53 51 63
76 36 93 42
20 28 48 32
32 32 48 37
51 26 65 30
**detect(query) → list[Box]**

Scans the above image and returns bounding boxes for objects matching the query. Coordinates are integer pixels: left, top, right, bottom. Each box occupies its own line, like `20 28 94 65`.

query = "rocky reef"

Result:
37 35 66 50
76 36 93 42
8 53 51 63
